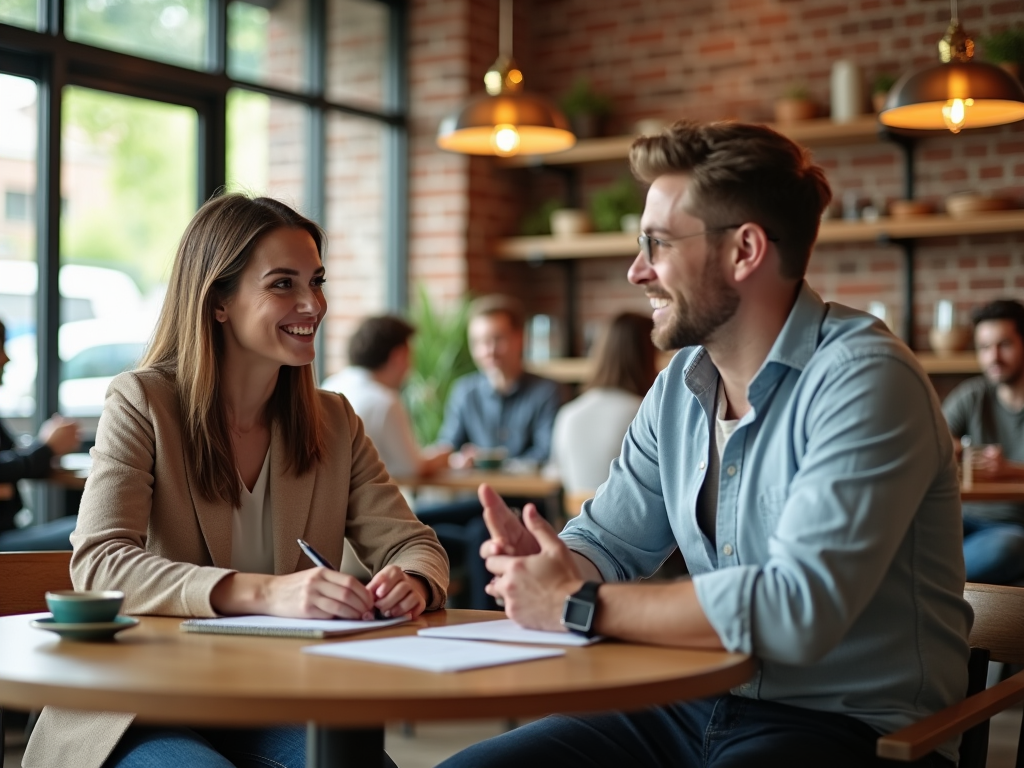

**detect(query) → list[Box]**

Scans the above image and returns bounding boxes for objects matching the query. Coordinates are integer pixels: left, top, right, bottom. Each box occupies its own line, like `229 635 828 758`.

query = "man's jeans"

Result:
963 516 1024 584
103 726 399 768
437 695 955 768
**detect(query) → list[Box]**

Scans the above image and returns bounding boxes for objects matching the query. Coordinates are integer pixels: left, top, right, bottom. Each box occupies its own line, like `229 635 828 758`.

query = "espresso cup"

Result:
474 447 508 470
46 590 124 624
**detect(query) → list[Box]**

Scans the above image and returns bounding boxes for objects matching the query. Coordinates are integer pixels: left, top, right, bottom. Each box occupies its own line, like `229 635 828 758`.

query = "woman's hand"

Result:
211 569 377 620
366 565 429 619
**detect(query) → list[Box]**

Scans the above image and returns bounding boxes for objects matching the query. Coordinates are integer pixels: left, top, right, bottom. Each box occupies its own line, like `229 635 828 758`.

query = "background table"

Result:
0 609 754 767
395 470 561 499
960 482 1024 502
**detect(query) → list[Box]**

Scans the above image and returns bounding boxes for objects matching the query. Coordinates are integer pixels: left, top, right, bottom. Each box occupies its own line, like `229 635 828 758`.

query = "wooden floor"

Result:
5 708 1021 766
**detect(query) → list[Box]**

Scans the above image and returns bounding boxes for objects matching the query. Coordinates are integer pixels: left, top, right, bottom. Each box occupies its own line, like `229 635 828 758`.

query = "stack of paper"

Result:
303 636 564 672
418 619 602 647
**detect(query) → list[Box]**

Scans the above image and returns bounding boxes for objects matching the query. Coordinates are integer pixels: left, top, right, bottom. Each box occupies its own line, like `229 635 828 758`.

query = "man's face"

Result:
627 173 739 351
468 313 523 379
976 319 1024 386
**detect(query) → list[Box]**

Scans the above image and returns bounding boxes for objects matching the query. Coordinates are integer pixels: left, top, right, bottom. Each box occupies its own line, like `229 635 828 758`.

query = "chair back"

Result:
0 551 73 617
965 583 1024 664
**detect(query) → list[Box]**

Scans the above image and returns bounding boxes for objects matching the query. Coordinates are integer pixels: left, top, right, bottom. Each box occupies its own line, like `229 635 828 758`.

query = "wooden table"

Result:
395 469 562 499
0 610 754 768
961 483 1024 503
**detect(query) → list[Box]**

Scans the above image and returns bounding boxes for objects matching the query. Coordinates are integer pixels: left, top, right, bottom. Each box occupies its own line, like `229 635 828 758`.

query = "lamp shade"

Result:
880 61 1024 131
437 92 576 156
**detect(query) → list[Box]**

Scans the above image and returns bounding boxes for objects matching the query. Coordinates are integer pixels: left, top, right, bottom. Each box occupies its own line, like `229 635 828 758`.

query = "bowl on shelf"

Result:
945 193 1017 218
889 199 935 219
550 209 593 238
928 327 973 357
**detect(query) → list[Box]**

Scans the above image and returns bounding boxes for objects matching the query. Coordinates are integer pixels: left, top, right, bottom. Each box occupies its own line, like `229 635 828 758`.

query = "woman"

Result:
549 312 657 495
25 194 449 768
0 318 81 551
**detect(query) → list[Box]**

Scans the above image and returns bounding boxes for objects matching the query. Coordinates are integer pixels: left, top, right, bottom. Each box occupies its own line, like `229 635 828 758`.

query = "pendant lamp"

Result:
436 0 575 157
879 0 1024 134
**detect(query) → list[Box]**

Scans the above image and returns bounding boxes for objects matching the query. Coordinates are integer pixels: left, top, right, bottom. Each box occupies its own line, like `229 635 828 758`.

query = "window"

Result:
1 0 406 517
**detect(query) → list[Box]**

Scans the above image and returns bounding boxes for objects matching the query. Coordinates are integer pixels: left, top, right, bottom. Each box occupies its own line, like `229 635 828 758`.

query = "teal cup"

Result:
45 590 124 624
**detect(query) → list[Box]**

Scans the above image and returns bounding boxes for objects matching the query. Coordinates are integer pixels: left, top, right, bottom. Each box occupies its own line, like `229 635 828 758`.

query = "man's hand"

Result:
485 505 583 631
38 415 80 457
478 483 541 559
973 445 1024 481
367 565 429 619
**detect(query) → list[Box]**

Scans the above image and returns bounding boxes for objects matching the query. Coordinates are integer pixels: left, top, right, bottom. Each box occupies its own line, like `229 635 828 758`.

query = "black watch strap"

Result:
561 581 601 638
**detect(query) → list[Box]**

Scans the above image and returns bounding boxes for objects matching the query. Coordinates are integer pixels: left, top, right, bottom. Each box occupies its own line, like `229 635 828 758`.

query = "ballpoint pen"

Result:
297 538 384 619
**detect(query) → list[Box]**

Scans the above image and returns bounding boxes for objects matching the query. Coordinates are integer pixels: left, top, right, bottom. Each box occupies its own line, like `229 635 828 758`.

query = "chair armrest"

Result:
877 670 1024 761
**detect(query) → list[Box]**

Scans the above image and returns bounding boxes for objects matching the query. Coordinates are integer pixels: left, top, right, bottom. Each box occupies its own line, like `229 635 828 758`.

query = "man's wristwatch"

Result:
561 581 601 637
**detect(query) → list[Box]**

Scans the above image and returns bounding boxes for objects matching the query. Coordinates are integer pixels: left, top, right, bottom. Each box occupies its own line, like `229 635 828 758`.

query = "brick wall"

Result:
404 0 1024 354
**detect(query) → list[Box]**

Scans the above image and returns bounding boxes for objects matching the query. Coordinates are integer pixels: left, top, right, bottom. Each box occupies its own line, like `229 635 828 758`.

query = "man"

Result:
944 299 1024 584
423 295 561 609
441 122 970 767
321 315 449 479
437 294 561 468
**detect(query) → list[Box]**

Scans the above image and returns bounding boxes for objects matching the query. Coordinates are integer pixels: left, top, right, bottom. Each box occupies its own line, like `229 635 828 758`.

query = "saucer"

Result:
30 615 140 641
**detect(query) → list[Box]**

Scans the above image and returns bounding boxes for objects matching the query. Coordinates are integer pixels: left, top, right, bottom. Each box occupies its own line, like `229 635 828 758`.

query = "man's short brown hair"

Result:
348 315 415 370
629 121 833 279
468 294 525 331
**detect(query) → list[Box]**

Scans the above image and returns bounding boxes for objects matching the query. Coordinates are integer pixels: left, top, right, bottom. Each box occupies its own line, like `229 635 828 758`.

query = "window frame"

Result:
0 0 408 519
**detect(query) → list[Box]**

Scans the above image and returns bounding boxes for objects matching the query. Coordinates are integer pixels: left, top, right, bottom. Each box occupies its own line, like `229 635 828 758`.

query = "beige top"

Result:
24 368 449 768
231 448 274 575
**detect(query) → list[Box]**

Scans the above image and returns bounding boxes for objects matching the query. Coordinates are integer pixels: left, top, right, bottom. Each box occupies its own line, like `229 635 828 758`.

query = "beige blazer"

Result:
24 368 448 768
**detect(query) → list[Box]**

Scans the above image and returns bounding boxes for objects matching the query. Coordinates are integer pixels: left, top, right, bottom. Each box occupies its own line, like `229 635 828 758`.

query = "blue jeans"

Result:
437 695 954 768
103 725 398 768
0 514 76 551
963 516 1024 584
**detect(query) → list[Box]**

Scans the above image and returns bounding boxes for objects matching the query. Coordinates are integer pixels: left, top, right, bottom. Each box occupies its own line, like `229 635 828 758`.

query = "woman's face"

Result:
215 227 327 372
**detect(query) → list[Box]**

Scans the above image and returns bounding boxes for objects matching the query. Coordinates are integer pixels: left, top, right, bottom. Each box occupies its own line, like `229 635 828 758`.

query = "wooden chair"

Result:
0 551 72 767
563 489 595 519
877 582 1024 767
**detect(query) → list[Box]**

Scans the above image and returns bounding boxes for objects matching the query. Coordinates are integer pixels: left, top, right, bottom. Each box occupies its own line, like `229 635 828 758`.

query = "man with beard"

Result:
438 121 970 768
944 299 1024 584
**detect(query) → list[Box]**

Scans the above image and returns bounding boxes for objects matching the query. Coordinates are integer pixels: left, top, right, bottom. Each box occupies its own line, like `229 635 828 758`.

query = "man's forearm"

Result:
593 579 724 650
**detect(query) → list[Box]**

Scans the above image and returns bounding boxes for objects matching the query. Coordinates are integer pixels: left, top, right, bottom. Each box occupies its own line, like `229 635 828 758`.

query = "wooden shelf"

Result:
497 210 1024 261
529 352 977 383
497 116 883 168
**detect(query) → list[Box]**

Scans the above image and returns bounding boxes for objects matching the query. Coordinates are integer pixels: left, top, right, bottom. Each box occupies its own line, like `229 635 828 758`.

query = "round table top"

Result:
0 610 754 728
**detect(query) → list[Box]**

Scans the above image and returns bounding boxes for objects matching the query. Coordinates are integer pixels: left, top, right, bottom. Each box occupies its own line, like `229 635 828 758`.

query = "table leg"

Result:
306 722 385 768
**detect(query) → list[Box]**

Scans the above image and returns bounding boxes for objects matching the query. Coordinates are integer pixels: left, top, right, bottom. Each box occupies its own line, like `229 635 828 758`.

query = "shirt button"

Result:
698 461 706 471
726 465 737 476
723 543 734 556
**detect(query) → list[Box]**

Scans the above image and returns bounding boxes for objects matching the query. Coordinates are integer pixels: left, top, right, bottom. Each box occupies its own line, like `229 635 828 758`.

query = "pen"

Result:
296 538 383 620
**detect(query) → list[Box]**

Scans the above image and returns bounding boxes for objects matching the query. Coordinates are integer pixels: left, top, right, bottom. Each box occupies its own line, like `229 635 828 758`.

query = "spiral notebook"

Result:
180 615 409 639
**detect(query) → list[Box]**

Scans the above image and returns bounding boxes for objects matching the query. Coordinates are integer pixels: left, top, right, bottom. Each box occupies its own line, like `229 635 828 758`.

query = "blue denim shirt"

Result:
561 283 972 761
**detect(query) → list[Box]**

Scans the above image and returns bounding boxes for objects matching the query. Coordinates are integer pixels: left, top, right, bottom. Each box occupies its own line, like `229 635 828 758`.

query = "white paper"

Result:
186 615 409 633
303 636 564 672
418 618 602 646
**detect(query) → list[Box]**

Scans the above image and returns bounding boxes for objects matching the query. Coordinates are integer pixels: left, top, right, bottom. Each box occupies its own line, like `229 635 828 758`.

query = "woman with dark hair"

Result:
549 312 658 495
25 194 448 768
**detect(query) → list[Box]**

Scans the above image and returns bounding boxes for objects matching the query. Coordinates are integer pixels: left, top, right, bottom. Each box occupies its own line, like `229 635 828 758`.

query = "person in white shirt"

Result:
549 312 658 494
321 315 450 479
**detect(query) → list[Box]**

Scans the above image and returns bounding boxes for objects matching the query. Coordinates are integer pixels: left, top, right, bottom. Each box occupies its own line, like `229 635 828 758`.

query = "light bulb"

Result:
491 123 521 156
941 97 974 133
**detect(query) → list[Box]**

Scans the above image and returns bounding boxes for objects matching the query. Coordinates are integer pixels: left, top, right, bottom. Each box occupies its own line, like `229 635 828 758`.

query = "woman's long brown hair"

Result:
587 312 658 398
139 194 327 507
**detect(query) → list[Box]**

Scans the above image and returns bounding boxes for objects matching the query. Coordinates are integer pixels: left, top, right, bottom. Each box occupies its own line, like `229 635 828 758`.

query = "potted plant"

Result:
519 199 562 237
871 73 898 113
560 79 612 140
590 178 644 233
979 26 1024 80
774 84 817 124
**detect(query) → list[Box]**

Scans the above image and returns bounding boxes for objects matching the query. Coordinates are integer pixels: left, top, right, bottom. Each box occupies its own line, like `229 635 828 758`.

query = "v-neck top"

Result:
231 448 274 575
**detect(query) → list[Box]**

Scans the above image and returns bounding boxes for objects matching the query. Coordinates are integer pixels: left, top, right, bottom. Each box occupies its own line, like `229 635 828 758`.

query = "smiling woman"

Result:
23 193 448 768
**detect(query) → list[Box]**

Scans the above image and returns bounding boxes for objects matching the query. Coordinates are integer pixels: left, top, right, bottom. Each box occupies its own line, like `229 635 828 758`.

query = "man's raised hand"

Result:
478 483 541 559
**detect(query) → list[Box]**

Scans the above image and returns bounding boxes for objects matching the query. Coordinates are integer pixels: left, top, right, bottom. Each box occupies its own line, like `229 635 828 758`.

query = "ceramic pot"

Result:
929 327 973 356
550 208 593 238
774 98 817 123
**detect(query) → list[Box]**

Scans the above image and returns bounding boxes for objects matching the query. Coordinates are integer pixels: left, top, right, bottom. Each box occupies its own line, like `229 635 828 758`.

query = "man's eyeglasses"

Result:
637 225 779 266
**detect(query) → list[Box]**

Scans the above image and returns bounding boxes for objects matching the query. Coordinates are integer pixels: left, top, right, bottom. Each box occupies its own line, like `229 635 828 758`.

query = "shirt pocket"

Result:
757 487 788 535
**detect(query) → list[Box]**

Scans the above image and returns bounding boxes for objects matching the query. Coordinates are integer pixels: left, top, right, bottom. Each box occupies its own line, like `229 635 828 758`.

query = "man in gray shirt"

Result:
944 299 1024 584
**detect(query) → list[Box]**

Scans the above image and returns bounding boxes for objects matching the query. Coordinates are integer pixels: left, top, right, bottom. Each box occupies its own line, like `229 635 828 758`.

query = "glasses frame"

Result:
637 224 779 266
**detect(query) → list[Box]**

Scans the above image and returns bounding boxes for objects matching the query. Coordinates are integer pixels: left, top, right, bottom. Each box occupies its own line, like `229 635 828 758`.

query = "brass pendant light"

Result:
436 0 575 157
879 0 1024 134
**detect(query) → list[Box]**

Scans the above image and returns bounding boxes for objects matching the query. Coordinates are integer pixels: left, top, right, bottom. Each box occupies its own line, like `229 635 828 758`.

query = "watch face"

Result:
563 596 595 631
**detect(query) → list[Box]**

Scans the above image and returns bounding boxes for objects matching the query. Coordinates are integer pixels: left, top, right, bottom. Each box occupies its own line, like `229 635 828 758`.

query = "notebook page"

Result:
418 618 602 647
302 636 565 672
